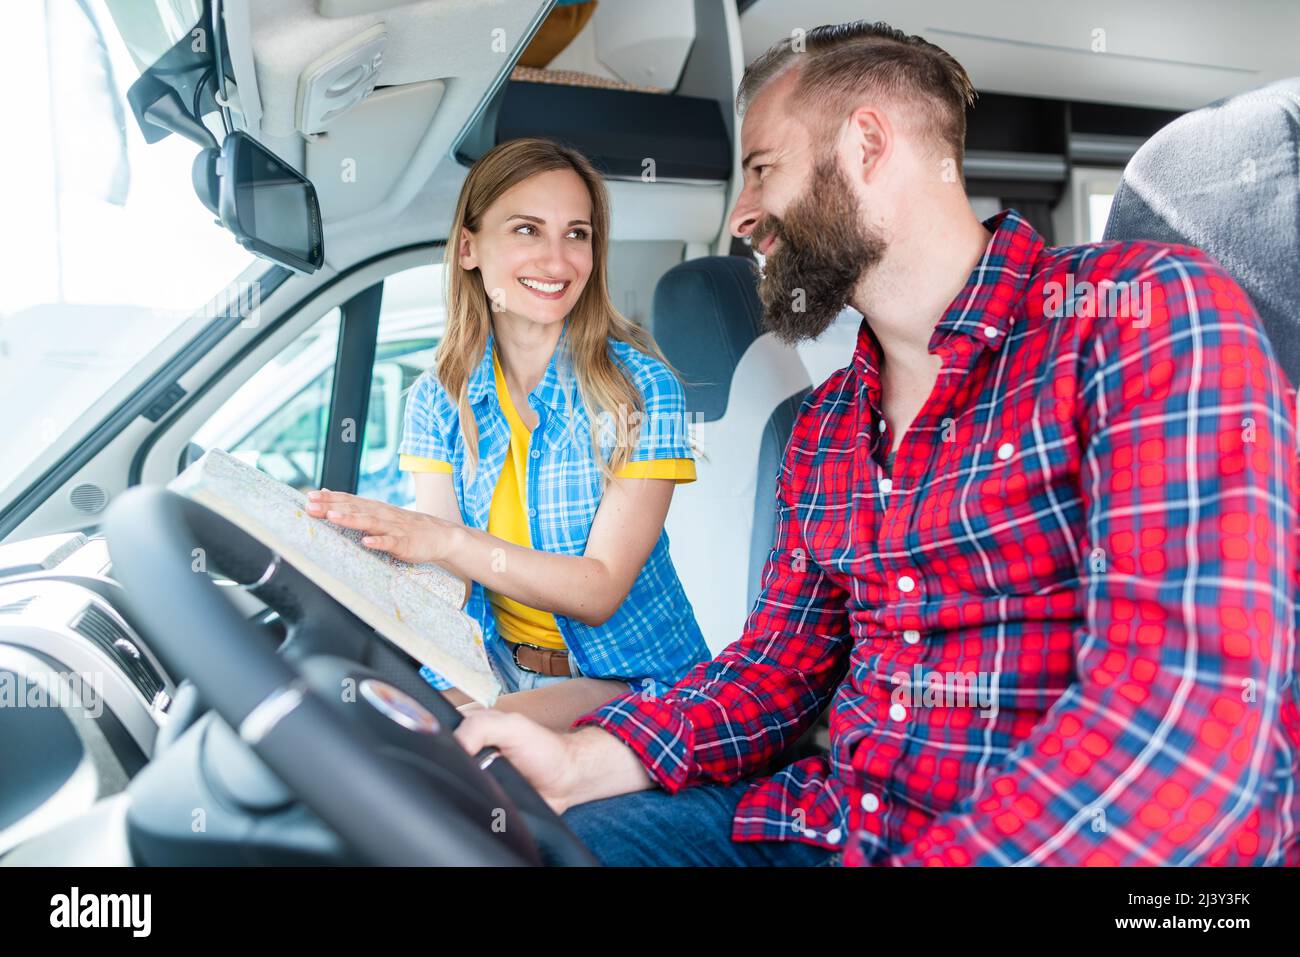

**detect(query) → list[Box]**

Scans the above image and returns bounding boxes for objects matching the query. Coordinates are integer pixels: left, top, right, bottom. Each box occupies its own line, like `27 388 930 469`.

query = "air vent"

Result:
70 603 165 703
69 484 109 514
0 595 36 616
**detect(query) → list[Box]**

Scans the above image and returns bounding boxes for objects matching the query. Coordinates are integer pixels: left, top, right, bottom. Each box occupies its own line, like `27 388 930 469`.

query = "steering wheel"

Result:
103 484 597 866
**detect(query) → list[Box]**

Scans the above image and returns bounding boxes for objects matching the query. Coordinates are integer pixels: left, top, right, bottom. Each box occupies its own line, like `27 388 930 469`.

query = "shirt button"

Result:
527 507 537 518
897 575 915 593
889 702 907 722
903 629 921 644
825 827 843 844
878 478 892 494
878 419 886 432
997 442 1014 460
530 449 540 459
983 325 998 339
861 793 880 813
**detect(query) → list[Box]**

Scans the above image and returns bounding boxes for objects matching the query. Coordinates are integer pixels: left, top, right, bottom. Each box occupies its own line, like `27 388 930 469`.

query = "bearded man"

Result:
456 20 1300 867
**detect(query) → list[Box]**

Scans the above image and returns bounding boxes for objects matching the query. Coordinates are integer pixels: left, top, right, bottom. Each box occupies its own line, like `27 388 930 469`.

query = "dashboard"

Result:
0 531 176 856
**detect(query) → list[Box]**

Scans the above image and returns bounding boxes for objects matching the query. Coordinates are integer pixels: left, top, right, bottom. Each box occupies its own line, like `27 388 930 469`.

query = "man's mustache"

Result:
751 216 784 254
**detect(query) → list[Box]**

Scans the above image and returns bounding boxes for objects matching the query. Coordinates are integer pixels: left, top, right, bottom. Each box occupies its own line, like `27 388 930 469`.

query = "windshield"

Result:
0 0 257 498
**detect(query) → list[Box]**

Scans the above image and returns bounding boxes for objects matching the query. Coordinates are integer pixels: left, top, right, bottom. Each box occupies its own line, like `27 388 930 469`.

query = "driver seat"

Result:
1103 76 1300 385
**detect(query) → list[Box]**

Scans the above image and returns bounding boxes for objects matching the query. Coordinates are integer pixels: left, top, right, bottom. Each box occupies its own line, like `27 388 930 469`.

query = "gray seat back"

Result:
1104 78 1300 384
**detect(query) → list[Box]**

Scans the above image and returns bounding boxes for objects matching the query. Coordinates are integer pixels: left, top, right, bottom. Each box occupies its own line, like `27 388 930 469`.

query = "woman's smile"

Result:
517 276 571 300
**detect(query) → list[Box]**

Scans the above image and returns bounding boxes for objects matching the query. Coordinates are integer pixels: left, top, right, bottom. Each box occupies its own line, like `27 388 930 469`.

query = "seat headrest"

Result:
1103 78 1300 384
651 256 766 422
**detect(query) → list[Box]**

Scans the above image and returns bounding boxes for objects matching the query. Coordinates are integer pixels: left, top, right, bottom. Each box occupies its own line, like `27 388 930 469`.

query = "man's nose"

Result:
729 186 760 240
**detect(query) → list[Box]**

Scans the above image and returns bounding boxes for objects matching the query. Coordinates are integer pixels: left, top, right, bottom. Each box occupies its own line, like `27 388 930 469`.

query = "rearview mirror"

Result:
196 132 324 274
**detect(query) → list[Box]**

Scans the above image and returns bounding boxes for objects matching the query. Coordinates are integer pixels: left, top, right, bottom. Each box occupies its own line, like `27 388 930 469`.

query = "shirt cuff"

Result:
571 690 696 793
399 453 453 474
614 457 696 484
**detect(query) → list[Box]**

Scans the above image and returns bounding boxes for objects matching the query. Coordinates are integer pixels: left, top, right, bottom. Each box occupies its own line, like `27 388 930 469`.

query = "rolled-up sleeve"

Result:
397 372 455 469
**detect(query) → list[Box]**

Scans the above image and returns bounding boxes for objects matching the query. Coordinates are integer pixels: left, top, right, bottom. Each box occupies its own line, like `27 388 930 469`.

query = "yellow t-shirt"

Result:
398 351 695 651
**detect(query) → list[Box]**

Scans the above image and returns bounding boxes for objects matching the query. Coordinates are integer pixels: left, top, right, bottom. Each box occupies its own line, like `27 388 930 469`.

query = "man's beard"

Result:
753 159 886 344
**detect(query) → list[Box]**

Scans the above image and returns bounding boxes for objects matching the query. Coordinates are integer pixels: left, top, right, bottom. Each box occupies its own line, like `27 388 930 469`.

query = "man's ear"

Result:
458 226 478 270
846 106 892 185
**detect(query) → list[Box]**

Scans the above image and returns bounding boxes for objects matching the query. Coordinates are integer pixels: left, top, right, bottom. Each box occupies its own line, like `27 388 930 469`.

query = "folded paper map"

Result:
168 448 500 704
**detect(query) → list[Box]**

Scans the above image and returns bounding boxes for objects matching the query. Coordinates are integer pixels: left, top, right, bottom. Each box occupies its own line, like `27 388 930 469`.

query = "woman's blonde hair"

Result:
436 137 669 481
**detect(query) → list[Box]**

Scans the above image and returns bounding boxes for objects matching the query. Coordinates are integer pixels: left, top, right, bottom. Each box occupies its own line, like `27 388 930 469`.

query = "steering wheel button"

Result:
359 679 440 734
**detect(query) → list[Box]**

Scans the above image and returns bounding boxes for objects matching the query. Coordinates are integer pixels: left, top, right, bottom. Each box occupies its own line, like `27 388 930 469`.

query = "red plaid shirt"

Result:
575 210 1300 866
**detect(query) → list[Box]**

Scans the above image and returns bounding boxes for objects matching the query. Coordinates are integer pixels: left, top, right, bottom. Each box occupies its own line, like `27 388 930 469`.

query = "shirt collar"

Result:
852 208 1043 386
467 317 576 415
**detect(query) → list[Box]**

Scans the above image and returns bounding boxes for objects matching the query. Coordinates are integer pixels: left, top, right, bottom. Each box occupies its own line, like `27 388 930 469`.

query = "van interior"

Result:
1 0 1296 865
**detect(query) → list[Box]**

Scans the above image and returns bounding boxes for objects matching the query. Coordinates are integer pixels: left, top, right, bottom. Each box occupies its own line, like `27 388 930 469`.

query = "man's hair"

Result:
737 20 977 170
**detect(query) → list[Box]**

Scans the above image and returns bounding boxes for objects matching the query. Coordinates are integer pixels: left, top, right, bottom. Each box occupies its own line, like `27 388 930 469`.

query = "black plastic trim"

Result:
479 81 733 181
320 283 384 493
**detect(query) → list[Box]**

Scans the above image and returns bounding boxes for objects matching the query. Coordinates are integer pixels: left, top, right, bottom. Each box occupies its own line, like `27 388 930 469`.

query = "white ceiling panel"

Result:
741 0 1300 111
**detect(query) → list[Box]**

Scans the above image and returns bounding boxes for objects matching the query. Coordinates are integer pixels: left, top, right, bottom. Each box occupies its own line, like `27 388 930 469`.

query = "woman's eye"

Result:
567 228 590 241
513 224 536 236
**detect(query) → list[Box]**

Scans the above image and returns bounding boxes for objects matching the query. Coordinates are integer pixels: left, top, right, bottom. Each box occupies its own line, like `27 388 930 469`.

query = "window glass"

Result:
191 309 341 489
0 0 255 495
357 264 446 507
1088 191 1115 243
189 262 446 501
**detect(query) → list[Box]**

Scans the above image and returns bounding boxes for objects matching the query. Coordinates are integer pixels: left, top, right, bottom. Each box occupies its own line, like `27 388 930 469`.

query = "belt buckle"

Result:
509 640 538 675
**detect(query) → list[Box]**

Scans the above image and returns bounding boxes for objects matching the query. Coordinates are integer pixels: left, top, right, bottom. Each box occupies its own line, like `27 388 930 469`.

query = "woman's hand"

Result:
305 489 461 564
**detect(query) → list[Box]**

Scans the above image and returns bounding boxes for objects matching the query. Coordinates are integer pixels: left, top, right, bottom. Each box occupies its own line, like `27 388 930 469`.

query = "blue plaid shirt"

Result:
398 322 709 695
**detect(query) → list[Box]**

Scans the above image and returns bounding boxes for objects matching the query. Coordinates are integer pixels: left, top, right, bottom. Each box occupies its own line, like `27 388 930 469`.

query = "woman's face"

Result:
459 168 595 327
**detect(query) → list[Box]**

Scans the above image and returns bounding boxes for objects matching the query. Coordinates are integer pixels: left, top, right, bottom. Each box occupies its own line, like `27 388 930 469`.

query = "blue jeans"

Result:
560 781 840 867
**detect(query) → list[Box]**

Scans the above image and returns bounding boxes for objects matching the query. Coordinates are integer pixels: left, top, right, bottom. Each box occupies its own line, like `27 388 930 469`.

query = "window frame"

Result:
127 244 446 493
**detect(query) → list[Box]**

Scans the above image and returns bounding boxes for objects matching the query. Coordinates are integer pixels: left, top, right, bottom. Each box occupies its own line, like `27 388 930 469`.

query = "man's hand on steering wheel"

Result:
454 709 581 813
455 710 659 816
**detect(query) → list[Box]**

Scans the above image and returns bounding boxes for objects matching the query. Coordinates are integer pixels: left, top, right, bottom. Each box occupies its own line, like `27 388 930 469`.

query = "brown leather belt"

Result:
503 639 572 677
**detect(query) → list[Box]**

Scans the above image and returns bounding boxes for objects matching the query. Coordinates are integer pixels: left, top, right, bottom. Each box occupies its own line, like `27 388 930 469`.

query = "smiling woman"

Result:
308 138 710 730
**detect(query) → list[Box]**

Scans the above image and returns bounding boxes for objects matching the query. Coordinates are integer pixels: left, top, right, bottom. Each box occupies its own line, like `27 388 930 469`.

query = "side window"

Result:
188 261 444 500
357 263 445 507
191 308 342 489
